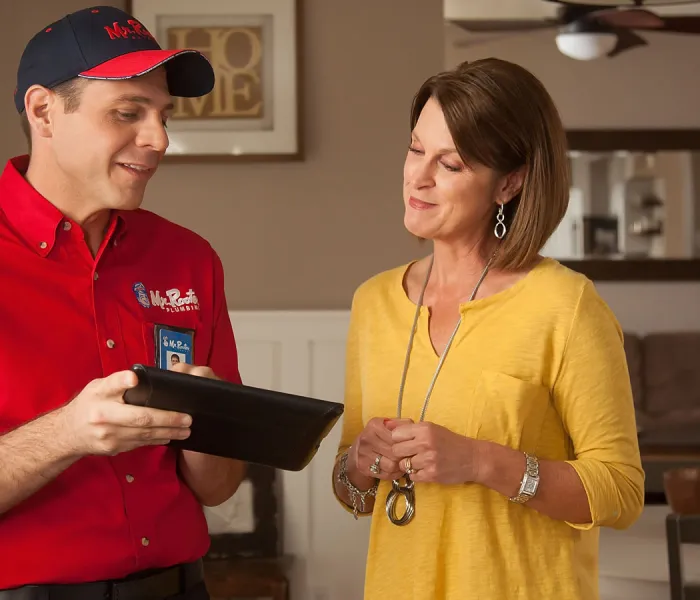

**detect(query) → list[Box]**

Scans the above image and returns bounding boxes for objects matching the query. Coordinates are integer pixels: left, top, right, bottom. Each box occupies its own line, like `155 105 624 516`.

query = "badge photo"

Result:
154 324 195 371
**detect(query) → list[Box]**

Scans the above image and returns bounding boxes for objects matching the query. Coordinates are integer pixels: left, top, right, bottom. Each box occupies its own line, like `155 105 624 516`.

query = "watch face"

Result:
523 478 539 495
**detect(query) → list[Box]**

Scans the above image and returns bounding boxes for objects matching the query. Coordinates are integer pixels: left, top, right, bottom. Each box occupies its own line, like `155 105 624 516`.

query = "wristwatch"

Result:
509 453 540 504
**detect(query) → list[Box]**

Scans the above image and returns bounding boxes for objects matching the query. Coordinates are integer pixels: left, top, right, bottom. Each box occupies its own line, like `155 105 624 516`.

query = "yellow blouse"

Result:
334 257 644 600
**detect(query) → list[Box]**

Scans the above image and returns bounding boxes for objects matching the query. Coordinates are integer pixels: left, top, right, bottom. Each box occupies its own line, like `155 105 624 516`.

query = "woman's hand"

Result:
348 417 413 484
390 421 482 485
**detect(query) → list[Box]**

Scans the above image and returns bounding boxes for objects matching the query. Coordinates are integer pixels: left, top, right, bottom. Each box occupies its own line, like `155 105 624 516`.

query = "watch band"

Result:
509 452 540 504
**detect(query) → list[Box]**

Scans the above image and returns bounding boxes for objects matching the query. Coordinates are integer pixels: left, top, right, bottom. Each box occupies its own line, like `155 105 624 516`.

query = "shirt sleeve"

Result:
553 281 645 531
337 289 365 458
332 289 369 514
205 249 242 386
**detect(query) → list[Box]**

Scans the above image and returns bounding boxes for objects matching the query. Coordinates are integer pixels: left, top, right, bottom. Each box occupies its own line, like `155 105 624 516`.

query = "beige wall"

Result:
0 0 442 310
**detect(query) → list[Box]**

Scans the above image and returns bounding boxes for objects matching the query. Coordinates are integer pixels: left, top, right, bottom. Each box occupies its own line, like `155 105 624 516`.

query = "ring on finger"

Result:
404 456 415 475
369 454 382 475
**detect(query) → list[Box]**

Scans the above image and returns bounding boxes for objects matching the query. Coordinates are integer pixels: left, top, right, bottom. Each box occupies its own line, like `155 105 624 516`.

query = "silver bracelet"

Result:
337 451 379 520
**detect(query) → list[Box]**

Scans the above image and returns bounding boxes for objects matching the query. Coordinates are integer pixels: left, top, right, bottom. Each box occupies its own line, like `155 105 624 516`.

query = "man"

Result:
0 6 245 600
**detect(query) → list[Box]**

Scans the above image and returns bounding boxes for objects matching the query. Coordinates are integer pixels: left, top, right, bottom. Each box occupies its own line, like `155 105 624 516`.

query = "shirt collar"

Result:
0 156 63 257
0 155 128 256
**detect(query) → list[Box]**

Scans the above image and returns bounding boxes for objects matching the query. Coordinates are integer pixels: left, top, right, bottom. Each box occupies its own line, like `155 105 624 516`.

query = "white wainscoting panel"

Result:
227 311 370 600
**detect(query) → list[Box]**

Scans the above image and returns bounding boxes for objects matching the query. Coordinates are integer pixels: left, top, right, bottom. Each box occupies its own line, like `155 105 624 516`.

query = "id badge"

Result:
154 324 195 370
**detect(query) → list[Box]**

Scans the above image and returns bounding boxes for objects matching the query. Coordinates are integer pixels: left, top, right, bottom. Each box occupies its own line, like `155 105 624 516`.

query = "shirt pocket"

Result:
466 370 551 454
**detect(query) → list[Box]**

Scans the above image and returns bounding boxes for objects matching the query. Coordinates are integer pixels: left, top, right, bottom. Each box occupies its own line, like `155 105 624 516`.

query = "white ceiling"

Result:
444 0 700 21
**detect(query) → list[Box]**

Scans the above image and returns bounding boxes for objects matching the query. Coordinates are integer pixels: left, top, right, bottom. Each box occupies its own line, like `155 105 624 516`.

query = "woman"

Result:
332 58 644 600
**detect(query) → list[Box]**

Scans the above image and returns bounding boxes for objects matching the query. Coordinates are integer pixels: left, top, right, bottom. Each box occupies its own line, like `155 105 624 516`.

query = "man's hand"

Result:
170 363 218 380
170 363 247 507
60 370 192 458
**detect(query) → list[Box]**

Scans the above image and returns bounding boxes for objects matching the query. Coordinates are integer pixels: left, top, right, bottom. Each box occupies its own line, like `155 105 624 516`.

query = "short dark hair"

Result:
19 78 87 153
409 58 570 271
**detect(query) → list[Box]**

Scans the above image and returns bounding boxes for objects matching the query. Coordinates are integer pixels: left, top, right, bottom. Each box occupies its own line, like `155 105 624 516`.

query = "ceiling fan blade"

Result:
607 29 648 57
452 31 539 49
544 0 602 6
547 0 700 6
594 8 665 29
655 16 700 34
450 19 558 33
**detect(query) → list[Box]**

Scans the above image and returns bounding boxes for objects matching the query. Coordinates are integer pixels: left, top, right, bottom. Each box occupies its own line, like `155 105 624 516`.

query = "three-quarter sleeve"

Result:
332 289 371 514
552 281 645 530
336 289 366 458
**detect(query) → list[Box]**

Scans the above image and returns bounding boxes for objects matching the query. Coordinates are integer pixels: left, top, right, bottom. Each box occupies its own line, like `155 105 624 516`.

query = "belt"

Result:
0 560 204 600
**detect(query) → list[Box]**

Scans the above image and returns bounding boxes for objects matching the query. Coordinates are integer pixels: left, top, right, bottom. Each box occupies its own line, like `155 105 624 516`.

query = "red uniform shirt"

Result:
0 156 241 588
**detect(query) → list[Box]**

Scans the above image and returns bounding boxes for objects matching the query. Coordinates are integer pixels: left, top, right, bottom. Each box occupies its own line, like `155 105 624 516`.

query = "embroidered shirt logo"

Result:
150 288 200 313
132 284 200 313
132 282 151 308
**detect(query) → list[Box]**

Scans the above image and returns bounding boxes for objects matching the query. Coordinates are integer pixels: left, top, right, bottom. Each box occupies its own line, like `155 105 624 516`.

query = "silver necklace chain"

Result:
385 250 496 526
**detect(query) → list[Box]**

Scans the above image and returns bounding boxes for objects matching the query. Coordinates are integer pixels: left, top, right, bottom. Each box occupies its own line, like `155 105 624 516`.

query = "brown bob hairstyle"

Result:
409 58 570 271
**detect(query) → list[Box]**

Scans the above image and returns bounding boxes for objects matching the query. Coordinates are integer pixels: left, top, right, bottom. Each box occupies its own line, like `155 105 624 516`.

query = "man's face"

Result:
49 68 173 212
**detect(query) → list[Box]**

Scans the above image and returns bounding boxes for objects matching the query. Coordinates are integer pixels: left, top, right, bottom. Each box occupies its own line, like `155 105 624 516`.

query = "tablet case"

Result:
123 364 344 472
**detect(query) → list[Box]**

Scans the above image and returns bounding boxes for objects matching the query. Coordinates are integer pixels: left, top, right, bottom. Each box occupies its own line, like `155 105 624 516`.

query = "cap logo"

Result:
104 20 155 42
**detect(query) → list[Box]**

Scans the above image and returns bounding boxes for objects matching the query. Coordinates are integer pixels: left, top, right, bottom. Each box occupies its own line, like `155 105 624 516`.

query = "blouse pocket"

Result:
466 370 551 454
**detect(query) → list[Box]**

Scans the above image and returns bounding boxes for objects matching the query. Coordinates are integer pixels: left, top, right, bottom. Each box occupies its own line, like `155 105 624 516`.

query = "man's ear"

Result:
24 85 55 141
497 165 527 206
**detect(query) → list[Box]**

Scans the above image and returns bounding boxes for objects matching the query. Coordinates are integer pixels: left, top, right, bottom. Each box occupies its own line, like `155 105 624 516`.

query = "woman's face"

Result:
403 97 518 245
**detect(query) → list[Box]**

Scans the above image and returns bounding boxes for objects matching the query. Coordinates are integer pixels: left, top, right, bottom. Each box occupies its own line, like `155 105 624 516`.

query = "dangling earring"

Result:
494 203 507 239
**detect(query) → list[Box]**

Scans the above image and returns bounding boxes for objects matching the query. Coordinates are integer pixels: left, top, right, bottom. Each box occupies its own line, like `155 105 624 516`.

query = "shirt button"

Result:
94 272 99 281
141 537 150 547
106 339 115 349
63 222 72 231
39 242 47 249
125 474 134 483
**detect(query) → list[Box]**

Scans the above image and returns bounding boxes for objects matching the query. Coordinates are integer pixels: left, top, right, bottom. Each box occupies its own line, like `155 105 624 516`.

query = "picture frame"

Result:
202 463 281 560
126 0 302 162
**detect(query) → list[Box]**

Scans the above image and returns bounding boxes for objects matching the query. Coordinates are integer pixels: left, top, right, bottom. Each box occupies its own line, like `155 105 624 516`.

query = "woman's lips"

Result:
409 196 436 210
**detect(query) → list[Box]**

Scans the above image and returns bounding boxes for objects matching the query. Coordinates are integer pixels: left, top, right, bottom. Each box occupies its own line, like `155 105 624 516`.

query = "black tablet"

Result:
123 364 344 472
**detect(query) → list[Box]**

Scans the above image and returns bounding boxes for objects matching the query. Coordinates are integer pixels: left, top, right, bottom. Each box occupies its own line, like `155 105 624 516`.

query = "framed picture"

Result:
202 463 281 559
126 0 302 161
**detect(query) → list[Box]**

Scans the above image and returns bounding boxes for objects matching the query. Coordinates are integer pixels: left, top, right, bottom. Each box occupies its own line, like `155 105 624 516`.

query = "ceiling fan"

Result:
450 0 700 60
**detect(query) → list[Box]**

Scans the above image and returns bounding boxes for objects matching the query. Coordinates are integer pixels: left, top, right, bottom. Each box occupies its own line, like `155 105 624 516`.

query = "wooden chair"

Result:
666 513 700 600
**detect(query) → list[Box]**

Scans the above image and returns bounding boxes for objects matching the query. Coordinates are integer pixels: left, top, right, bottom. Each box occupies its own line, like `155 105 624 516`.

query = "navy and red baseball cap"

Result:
14 5 215 113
